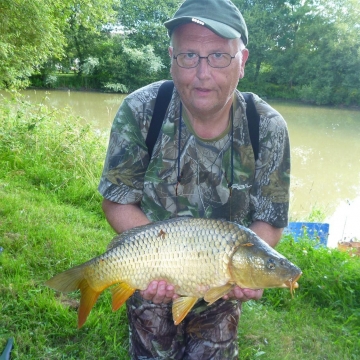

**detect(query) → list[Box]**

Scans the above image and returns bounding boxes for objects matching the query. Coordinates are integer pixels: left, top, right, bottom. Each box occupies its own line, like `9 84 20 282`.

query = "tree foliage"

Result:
117 0 182 79
0 0 65 88
91 36 166 92
53 0 181 92
0 0 117 88
237 0 360 105
63 0 117 75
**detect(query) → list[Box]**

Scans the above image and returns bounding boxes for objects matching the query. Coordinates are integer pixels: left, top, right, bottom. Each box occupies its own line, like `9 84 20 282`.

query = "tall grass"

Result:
0 94 359 359
0 92 106 214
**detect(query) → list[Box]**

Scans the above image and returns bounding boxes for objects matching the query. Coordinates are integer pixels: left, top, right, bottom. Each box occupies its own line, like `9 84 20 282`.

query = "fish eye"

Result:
266 258 276 270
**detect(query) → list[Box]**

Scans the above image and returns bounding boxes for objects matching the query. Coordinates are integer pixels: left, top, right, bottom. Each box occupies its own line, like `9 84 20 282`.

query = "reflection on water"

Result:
19 89 127 130
272 100 360 221
2 89 360 222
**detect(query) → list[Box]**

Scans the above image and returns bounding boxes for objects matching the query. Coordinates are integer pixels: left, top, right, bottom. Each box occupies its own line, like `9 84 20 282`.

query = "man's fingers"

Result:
164 285 175 303
242 288 264 300
152 281 167 304
140 280 158 300
222 287 264 301
140 281 176 304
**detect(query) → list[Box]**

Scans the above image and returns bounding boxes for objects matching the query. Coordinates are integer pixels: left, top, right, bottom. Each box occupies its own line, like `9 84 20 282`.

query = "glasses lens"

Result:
176 53 199 68
208 53 232 68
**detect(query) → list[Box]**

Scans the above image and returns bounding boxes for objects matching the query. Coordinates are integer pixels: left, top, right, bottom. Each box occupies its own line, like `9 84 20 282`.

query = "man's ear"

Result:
239 48 249 79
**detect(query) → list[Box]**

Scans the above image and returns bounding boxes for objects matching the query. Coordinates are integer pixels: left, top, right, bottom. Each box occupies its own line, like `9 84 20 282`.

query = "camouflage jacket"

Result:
98 81 290 228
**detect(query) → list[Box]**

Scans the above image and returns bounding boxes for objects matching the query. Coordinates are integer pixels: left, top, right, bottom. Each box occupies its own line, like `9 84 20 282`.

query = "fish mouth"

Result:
284 272 302 296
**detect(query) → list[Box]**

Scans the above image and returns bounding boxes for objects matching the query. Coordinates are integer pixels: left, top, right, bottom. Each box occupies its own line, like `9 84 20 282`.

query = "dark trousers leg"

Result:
126 292 186 359
183 299 241 360
126 292 241 360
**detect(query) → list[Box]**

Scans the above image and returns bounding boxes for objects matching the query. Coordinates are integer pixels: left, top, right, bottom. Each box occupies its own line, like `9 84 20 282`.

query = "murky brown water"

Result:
5 89 360 221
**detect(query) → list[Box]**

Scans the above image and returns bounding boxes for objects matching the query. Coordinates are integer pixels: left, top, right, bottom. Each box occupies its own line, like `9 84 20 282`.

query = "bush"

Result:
299 82 360 106
103 82 129 93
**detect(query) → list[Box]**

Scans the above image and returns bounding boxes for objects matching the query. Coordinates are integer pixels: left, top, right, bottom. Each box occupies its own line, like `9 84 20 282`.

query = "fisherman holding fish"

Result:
97 0 291 358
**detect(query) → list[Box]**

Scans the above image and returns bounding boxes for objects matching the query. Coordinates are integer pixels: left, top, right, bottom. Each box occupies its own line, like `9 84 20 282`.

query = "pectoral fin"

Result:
204 284 235 305
111 283 136 311
172 296 198 325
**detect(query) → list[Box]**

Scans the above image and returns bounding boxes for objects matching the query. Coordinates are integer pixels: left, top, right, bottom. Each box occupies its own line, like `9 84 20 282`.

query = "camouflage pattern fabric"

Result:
126 291 241 360
98 81 290 228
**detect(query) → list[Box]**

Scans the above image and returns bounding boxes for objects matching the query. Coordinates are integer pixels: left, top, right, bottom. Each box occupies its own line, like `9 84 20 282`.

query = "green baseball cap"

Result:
164 0 248 45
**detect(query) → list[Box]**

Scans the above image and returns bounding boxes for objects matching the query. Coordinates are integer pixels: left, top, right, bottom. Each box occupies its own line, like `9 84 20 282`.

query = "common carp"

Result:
46 217 302 328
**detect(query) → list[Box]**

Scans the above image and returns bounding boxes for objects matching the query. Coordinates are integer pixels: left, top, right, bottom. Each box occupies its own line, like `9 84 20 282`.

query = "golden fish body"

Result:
46 217 302 328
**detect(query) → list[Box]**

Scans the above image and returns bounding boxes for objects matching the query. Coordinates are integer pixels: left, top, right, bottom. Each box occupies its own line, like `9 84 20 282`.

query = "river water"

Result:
4 89 360 245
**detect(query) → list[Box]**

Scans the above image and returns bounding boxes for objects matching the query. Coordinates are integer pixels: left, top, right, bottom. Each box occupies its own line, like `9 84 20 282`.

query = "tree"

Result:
63 0 118 76
0 0 117 89
90 36 165 92
0 0 66 88
118 0 182 79
234 0 290 83
69 0 182 91
271 0 360 104
236 0 360 105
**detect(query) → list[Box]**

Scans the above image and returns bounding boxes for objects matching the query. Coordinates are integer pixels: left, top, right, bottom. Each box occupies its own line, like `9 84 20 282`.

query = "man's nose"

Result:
196 57 211 77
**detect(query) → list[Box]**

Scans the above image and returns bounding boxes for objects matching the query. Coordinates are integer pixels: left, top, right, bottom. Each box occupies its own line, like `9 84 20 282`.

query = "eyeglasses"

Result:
173 52 239 69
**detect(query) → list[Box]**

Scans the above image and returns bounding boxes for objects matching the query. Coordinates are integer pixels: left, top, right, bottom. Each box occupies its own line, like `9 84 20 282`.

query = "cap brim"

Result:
164 16 241 39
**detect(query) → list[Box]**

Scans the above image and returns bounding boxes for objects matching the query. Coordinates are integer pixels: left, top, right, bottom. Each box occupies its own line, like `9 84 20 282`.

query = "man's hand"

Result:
222 286 264 302
140 281 262 304
140 280 179 304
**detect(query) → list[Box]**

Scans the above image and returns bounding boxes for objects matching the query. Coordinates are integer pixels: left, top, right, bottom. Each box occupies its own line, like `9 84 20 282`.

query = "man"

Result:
98 0 290 358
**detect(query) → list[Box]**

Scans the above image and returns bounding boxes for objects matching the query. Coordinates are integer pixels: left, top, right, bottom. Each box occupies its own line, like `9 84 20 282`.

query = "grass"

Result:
1 94 359 359
239 237 360 359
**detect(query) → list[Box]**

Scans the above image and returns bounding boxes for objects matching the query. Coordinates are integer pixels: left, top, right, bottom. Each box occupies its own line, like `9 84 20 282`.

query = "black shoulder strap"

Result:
146 83 260 161
146 80 174 158
242 92 260 161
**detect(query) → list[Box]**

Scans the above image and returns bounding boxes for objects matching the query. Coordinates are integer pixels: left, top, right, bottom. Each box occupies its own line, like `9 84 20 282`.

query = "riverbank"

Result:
1 88 359 359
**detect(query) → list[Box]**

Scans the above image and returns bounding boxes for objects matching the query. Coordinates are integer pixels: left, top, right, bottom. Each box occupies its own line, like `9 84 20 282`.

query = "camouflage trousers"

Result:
126 291 241 360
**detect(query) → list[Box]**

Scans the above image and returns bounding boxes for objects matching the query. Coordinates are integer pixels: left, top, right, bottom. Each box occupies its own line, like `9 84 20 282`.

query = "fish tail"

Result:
78 278 101 328
45 264 101 328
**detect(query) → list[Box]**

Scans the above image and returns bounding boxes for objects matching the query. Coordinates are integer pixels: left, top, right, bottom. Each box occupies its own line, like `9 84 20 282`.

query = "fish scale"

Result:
93 219 235 294
46 217 302 328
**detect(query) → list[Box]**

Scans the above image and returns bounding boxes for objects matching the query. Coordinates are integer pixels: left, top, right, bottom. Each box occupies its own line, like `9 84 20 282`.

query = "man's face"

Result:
169 23 248 119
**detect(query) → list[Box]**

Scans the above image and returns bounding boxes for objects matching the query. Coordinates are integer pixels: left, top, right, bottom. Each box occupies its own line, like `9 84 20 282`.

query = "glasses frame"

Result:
173 52 239 69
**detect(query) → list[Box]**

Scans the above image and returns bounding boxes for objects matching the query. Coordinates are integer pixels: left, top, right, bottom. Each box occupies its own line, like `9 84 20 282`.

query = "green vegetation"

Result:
1 0 360 105
1 97 359 359
0 0 117 90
